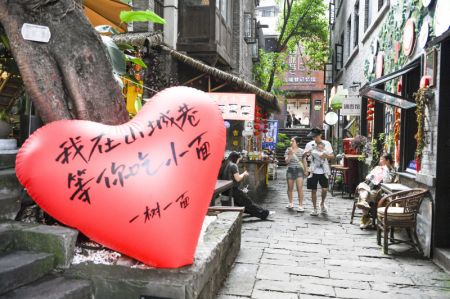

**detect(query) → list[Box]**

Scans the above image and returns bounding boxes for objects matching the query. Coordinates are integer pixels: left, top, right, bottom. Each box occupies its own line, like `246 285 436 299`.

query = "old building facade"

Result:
330 0 450 269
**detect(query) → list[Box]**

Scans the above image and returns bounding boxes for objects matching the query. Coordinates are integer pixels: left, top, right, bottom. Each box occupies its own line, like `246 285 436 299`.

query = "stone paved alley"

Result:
217 167 450 299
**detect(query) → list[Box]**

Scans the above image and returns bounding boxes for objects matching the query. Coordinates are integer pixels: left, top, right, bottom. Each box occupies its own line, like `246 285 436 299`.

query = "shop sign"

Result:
209 93 255 121
262 120 278 150
341 96 361 116
286 76 317 83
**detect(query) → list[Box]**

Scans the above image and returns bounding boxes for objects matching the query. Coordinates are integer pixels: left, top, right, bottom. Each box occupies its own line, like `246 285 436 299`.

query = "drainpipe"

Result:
164 0 178 48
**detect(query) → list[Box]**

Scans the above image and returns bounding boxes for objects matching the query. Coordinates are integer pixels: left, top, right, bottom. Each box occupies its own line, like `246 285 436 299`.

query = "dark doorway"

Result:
435 39 450 248
400 65 420 171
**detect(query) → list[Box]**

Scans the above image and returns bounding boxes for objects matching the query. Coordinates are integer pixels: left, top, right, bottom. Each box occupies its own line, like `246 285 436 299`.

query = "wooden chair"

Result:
376 188 429 254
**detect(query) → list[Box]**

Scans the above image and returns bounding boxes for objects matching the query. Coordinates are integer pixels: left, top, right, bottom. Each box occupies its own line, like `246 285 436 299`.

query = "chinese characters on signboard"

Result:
341 96 362 116
209 93 255 121
285 76 317 84
262 120 279 150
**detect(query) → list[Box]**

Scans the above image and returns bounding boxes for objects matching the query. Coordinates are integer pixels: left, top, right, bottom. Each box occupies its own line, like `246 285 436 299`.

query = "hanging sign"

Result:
21 23 51 43
209 93 255 121
341 96 361 116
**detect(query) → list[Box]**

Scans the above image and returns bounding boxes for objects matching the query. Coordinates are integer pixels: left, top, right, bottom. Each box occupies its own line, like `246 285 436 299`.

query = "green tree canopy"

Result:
255 0 329 93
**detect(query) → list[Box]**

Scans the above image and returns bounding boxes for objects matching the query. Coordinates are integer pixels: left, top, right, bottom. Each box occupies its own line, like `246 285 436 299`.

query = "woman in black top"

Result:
219 152 274 220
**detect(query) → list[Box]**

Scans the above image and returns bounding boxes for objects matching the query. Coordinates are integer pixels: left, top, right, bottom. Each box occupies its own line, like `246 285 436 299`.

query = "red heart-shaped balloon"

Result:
16 87 226 268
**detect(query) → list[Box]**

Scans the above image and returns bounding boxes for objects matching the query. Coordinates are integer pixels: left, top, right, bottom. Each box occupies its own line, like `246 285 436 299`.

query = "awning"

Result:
158 45 281 112
83 0 131 32
359 86 416 109
359 60 420 109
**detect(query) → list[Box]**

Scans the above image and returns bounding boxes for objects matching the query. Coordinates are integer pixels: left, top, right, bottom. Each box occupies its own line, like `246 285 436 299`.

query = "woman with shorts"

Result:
285 136 309 212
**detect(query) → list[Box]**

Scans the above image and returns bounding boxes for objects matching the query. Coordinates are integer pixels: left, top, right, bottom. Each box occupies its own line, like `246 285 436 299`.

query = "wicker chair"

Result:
376 188 429 254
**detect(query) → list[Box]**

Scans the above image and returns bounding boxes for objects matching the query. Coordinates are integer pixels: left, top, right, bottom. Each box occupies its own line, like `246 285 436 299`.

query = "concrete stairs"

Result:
0 162 92 298
276 128 310 166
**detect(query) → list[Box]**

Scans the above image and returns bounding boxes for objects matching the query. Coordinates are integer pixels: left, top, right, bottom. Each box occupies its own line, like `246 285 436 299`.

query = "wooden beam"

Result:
211 82 228 92
181 73 207 86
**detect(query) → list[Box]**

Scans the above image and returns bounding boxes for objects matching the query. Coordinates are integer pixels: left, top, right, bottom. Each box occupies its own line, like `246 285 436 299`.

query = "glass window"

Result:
354 1 359 48
346 16 352 56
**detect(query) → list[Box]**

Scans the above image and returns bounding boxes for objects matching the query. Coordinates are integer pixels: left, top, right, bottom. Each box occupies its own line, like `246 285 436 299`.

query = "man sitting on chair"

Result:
357 153 396 229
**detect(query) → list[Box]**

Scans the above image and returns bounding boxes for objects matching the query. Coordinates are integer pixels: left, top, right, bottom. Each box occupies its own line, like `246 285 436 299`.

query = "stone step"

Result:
0 169 21 193
0 251 54 295
0 221 78 268
0 192 21 220
2 275 92 299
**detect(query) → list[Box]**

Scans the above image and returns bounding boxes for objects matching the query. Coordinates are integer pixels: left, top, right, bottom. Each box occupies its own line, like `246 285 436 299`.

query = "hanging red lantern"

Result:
263 130 268 133
367 103 375 108
367 116 374 121
367 110 374 115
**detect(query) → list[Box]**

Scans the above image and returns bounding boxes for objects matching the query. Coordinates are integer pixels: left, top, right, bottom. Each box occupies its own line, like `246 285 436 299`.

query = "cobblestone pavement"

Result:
217 167 450 299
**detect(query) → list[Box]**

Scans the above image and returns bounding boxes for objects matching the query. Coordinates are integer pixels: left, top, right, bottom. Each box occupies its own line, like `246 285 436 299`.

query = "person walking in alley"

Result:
219 152 275 220
286 112 292 128
304 128 334 216
285 136 309 212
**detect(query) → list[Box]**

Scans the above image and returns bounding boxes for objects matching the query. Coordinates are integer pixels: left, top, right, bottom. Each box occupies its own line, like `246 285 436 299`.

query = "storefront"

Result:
158 45 281 201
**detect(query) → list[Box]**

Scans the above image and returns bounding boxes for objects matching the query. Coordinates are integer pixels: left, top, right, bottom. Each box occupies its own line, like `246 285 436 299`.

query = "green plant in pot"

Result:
0 109 11 139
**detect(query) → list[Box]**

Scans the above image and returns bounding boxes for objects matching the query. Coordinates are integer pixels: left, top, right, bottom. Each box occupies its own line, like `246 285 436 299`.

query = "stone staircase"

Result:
0 145 92 299
276 128 310 166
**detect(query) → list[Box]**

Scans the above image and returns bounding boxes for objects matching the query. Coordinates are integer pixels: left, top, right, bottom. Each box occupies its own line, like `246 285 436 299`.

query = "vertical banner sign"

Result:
16 87 226 269
208 93 255 121
262 120 278 150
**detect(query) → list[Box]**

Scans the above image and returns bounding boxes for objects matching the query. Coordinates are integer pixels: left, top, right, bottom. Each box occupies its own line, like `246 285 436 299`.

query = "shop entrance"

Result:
435 39 450 248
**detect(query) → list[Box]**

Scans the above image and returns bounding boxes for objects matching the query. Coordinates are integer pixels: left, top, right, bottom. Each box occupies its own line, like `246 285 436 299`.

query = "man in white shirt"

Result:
304 128 334 216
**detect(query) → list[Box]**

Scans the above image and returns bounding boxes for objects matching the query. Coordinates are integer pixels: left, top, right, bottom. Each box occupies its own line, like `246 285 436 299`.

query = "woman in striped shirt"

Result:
285 136 309 212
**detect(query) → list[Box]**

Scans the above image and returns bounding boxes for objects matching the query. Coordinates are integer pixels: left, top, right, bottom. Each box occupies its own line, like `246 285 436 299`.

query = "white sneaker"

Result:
310 209 319 216
297 206 305 213
265 211 276 220
320 205 328 215
286 203 294 209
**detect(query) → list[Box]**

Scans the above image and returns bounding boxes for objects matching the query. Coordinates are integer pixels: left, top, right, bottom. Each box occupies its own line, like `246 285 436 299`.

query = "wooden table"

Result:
380 183 411 194
214 180 233 196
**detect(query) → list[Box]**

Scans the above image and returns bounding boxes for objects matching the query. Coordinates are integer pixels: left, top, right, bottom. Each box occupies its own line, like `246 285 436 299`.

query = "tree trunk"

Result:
0 0 129 125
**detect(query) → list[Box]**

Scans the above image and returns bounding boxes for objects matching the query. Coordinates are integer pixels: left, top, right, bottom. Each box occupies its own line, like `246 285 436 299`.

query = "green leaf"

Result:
101 36 126 74
120 0 132 3
125 54 147 68
95 25 120 35
0 34 10 50
134 95 143 112
117 43 135 51
120 10 166 24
